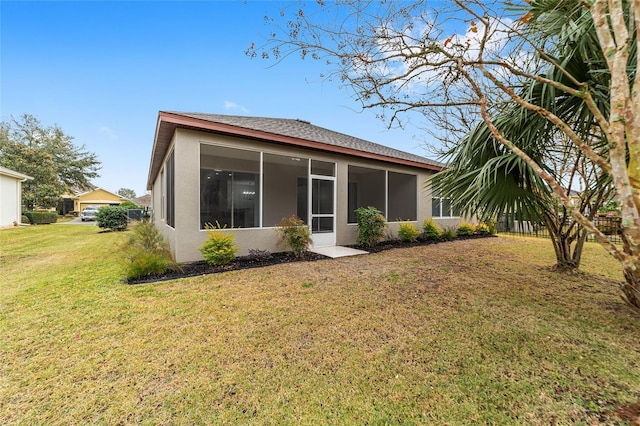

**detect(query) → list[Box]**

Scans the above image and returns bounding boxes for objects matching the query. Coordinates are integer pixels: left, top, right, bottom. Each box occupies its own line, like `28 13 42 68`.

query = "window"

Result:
200 145 260 228
387 172 417 221
311 159 335 177
432 196 458 218
166 150 175 228
160 168 165 220
347 166 417 223
347 166 386 223
263 153 309 226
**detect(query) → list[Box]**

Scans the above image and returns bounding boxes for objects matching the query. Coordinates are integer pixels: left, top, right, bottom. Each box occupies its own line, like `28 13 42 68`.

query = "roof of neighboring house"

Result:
0 165 32 181
132 194 151 207
73 187 126 200
147 111 444 189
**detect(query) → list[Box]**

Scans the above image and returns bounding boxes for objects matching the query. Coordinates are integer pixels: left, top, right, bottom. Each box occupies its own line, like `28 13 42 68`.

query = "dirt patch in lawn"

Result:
127 234 496 284
614 400 640 424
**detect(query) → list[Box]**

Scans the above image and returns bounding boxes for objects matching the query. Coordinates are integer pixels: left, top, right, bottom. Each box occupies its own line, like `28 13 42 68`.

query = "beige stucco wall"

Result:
152 128 466 262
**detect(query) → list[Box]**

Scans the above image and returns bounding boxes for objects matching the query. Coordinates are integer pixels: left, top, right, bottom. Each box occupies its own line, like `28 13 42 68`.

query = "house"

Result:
0 166 32 227
132 193 152 208
147 111 463 262
71 188 127 212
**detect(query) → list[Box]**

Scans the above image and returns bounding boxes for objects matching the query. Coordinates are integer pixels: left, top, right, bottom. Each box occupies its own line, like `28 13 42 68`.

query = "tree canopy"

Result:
251 0 640 308
0 114 101 209
117 188 137 200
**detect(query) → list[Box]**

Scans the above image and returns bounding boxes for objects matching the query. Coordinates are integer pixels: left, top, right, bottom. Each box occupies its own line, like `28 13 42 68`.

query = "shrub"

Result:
124 222 177 280
126 252 176 281
200 222 238 266
119 200 140 210
355 206 387 247
96 206 128 231
275 215 312 257
127 222 172 257
398 222 420 243
24 210 58 224
476 222 491 235
422 218 442 239
485 218 498 235
441 227 457 240
456 222 475 236
21 215 29 224
247 248 272 262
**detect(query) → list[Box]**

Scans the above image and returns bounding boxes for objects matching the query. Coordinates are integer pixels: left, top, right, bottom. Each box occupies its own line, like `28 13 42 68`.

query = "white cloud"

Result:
98 125 118 141
224 101 249 113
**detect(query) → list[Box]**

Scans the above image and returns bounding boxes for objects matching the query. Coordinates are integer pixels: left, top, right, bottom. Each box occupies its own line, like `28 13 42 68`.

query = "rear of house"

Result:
147 111 462 262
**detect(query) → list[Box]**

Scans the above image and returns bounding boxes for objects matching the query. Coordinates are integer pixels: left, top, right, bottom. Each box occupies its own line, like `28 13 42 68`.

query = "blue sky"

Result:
1 1 435 197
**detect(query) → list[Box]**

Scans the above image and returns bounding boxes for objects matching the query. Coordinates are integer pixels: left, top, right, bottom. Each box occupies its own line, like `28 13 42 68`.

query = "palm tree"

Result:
432 104 612 269
432 0 616 269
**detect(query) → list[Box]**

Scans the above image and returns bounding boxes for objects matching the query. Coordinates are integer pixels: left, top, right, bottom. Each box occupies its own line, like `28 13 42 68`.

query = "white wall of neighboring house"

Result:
0 166 32 227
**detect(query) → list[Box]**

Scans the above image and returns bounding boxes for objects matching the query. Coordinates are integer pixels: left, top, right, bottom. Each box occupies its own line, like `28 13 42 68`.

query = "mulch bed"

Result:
127 234 496 285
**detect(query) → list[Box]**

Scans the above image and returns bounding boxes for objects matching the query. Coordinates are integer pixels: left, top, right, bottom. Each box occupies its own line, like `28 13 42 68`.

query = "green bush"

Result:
485 218 498 235
398 222 420 243
24 210 58 224
456 222 475 236
124 222 177 280
422 218 442 239
275 215 312 257
355 206 387 247
119 200 140 210
21 215 29 224
126 252 176 281
96 206 128 231
441 227 457 240
476 222 491 235
200 223 238 266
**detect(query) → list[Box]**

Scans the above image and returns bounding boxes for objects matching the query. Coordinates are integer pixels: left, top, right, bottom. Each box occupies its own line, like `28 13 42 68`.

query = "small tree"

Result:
355 207 387 247
275 215 312 257
96 206 128 232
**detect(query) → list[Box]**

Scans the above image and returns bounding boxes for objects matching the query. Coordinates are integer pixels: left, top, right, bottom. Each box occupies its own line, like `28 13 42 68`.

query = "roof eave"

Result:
0 166 33 182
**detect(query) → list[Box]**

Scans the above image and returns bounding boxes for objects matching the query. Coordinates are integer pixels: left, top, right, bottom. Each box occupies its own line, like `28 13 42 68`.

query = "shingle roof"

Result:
147 111 443 189
176 112 442 167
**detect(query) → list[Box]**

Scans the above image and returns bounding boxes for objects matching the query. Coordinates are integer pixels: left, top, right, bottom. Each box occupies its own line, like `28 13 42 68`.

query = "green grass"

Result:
1 226 639 424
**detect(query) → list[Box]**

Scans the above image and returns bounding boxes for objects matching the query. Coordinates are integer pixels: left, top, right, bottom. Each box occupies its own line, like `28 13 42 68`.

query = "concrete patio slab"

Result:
310 246 369 259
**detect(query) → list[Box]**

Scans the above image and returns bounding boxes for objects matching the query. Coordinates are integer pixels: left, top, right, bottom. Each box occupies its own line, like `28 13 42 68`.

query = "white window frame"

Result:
432 196 459 219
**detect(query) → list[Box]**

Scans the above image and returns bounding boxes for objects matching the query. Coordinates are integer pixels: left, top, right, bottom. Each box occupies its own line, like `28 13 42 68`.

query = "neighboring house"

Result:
72 188 127 212
0 166 32 227
147 111 463 262
132 194 151 208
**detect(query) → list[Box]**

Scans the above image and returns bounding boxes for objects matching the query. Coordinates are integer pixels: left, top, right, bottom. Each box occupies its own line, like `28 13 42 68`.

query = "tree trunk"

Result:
621 266 640 309
546 215 580 270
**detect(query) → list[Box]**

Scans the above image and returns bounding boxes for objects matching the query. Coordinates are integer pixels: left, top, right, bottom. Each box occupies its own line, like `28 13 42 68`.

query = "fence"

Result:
497 215 622 244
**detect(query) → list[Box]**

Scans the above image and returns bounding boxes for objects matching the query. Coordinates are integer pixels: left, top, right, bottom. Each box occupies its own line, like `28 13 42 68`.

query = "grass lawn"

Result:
1 225 639 425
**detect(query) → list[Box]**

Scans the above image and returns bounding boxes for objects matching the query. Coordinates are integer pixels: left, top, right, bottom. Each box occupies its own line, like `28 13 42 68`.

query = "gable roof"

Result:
0 165 32 181
73 187 126 200
147 111 444 189
132 194 151 207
